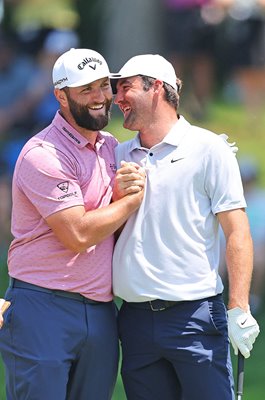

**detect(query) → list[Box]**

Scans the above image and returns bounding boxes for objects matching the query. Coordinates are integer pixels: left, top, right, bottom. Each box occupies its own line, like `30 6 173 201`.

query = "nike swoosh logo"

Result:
240 318 248 326
171 158 184 163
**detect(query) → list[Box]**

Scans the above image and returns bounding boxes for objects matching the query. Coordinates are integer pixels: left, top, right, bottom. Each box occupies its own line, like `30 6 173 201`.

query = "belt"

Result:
9 278 102 305
125 299 179 311
125 294 222 312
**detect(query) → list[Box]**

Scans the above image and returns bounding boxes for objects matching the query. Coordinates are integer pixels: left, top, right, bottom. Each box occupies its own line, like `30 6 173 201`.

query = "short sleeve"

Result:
17 145 84 218
204 136 246 214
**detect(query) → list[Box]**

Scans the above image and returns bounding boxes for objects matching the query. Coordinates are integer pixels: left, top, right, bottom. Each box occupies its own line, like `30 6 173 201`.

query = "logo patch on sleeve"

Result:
57 181 69 193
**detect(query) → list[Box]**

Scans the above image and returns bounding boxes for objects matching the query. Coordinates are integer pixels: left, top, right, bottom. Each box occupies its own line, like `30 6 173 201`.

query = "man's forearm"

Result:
226 233 253 311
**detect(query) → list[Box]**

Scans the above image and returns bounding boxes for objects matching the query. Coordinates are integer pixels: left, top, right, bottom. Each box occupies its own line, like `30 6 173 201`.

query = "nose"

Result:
92 87 106 102
114 90 123 105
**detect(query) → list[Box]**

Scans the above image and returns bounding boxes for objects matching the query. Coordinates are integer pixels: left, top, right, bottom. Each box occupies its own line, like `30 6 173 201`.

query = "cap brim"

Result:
110 79 118 94
110 73 134 94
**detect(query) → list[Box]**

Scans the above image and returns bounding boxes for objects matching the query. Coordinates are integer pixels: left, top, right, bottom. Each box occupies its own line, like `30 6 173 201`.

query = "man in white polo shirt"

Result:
111 54 260 399
0 48 145 400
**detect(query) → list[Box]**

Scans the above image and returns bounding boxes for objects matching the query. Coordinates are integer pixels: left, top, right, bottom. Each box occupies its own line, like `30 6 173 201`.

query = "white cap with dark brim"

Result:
110 54 178 92
53 48 110 89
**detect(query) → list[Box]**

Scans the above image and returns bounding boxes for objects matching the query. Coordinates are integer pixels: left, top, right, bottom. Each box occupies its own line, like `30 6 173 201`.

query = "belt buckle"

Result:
149 300 166 312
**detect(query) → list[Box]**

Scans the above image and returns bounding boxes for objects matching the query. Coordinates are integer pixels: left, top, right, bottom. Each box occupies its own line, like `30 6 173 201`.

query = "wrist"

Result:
228 300 249 313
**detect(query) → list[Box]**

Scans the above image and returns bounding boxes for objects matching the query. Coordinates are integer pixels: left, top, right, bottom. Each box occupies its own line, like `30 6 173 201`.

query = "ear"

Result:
54 88 68 106
153 79 163 93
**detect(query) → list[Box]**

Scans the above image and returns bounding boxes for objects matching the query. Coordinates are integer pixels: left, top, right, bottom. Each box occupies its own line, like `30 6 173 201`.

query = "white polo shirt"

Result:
113 116 246 302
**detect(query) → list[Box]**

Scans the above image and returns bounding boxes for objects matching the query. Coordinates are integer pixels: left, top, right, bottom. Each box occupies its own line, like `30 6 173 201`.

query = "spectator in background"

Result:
0 32 35 112
162 0 218 120
0 29 79 175
217 0 265 118
0 32 35 140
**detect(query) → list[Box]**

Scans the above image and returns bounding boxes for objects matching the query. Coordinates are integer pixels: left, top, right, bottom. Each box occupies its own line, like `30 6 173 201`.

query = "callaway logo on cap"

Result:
53 48 110 89
110 54 179 91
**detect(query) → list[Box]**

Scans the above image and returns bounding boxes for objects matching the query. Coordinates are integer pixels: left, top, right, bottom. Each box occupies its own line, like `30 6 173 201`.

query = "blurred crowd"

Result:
1 0 265 310
0 27 80 263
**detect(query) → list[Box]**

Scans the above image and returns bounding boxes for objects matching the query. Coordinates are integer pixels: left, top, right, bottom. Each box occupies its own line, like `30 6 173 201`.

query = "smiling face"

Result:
114 76 154 132
63 77 113 131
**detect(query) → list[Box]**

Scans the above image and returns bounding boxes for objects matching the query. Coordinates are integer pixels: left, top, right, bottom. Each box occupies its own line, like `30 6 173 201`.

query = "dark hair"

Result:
140 75 182 111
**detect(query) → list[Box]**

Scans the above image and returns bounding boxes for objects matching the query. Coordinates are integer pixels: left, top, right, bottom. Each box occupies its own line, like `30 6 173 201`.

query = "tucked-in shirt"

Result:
8 111 118 301
113 116 246 302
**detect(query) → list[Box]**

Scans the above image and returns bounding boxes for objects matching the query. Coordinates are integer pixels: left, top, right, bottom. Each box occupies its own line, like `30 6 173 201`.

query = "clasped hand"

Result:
112 160 146 201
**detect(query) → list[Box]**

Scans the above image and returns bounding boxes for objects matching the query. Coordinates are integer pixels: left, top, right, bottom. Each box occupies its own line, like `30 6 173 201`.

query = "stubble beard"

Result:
123 108 141 132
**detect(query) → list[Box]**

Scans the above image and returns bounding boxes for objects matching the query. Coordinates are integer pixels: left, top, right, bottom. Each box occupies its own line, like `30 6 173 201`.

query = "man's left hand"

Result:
227 307 260 358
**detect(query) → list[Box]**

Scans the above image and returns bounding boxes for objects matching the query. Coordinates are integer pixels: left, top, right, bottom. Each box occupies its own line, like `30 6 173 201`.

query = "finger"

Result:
122 172 145 181
252 330 260 341
238 343 249 359
117 167 139 177
119 162 146 176
115 174 145 185
122 179 145 188
243 338 253 352
123 185 143 195
240 347 250 359
120 160 141 169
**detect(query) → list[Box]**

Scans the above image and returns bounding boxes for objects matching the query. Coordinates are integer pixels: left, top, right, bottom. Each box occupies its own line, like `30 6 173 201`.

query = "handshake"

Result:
227 307 260 359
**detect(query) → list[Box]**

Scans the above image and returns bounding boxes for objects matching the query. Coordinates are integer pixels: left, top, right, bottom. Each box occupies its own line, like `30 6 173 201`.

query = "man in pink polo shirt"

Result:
0 48 145 400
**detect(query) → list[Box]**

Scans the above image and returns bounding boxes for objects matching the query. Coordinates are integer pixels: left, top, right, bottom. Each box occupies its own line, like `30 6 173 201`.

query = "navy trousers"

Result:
118 295 235 400
0 285 119 400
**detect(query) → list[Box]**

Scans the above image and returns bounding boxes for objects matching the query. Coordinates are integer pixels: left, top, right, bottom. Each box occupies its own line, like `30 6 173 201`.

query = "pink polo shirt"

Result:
8 111 118 301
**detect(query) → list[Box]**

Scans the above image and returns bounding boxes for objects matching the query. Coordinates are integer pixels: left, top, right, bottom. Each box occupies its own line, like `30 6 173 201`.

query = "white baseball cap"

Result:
53 48 110 89
111 54 178 91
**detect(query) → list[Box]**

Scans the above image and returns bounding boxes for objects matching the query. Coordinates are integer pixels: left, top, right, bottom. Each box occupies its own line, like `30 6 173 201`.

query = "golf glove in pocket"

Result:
227 307 260 358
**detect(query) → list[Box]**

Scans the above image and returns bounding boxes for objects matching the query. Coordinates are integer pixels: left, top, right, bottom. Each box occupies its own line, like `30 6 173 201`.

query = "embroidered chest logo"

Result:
57 181 69 193
171 157 185 163
109 163 117 172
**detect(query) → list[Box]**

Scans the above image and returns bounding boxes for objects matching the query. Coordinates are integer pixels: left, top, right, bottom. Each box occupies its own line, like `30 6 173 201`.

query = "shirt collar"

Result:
162 115 191 146
53 111 105 149
127 115 191 153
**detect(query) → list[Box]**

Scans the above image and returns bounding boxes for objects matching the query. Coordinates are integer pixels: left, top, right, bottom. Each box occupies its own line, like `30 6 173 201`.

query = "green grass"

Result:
1 101 265 399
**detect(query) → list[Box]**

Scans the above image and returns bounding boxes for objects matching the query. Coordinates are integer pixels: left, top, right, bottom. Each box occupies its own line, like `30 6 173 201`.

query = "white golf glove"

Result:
227 307 260 358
